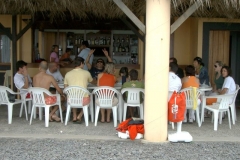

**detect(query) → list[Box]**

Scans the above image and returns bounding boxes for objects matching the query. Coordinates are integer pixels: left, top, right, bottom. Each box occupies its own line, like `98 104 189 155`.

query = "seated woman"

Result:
59 48 73 63
193 57 209 86
117 67 129 85
97 62 118 123
207 66 236 105
212 61 224 93
181 65 200 123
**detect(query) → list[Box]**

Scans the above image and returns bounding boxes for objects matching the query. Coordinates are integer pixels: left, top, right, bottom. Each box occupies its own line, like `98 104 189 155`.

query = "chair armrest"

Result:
7 90 21 95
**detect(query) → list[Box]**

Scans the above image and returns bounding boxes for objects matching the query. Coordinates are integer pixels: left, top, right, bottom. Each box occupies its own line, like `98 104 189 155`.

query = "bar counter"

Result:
27 63 140 77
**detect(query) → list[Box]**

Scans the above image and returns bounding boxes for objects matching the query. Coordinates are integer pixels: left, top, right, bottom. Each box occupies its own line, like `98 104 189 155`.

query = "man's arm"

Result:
85 49 95 70
102 48 112 62
22 67 29 89
51 77 63 95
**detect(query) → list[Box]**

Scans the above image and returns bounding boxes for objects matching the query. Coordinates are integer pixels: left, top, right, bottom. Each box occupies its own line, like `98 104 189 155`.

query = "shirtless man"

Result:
33 61 64 122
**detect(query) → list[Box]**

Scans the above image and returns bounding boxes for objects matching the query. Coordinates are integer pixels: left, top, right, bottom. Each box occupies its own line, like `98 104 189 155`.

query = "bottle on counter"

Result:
117 37 120 43
121 44 125 52
91 38 94 45
81 37 84 44
107 37 111 45
118 43 122 52
131 54 136 64
126 35 129 43
75 37 78 45
78 37 81 45
94 37 99 45
121 37 125 43
125 44 129 52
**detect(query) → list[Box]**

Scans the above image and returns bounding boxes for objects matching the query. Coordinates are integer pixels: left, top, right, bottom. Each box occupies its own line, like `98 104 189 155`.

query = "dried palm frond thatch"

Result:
1 0 240 19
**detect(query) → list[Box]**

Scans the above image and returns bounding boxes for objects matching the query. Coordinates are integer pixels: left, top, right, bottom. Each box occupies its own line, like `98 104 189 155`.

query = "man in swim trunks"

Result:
33 61 65 122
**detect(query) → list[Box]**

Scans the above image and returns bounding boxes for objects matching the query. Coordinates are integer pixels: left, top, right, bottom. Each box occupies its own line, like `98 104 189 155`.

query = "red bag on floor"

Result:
168 91 186 122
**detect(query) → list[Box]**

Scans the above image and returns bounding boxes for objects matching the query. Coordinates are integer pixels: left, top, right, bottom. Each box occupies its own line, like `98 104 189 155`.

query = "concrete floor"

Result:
0 103 240 142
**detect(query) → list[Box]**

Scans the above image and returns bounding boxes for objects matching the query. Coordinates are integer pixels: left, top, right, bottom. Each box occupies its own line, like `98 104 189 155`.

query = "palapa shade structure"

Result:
1 0 240 20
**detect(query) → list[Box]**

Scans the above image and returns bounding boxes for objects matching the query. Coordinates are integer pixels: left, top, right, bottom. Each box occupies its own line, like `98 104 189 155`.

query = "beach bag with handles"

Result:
168 91 186 122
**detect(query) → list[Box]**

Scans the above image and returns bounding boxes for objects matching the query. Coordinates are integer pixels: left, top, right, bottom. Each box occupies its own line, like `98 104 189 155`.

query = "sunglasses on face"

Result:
214 65 217 68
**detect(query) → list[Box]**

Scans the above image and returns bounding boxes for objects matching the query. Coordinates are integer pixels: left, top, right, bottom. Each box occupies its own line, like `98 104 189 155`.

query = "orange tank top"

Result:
99 73 115 87
182 76 199 89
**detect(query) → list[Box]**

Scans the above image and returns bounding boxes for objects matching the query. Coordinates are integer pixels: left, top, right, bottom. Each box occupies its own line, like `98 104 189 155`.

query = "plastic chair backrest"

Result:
0 86 13 103
92 86 119 107
63 86 90 106
28 87 51 105
229 84 240 105
218 94 235 110
180 87 203 109
121 88 144 105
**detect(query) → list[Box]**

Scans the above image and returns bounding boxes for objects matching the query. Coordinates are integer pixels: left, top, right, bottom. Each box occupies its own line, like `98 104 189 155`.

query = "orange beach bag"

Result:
168 91 186 122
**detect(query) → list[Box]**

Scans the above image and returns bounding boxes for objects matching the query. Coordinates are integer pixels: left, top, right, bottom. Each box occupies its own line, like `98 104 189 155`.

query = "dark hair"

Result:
193 57 204 66
66 48 71 53
221 66 232 76
16 60 27 71
169 62 178 73
52 45 59 52
185 65 195 76
119 67 129 77
73 57 85 67
129 69 138 80
96 58 105 66
169 57 177 64
81 41 89 47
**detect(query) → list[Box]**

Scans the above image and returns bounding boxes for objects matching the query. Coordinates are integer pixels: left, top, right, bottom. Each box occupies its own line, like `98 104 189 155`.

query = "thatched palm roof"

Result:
1 0 240 19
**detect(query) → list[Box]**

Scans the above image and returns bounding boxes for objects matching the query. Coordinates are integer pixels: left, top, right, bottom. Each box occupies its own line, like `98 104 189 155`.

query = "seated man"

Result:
14 60 32 97
121 69 144 117
33 61 64 122
169 62 182 92
46 62 64 93
85 48 112 83
64 57 93 123
170 57 184 79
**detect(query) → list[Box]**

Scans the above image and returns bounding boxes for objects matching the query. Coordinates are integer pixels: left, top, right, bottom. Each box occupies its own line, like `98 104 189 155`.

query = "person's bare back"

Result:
33 63 62 94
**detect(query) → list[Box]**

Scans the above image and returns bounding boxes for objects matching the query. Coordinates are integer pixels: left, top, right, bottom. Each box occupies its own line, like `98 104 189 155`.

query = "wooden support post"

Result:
120 17 145 43
113 0 145 34
170 0 206 34
12 15 17 91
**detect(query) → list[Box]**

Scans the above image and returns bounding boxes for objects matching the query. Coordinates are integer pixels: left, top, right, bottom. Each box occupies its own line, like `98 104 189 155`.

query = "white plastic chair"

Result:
229 84 239 125
121 88 144 121
201 94 235 131
92 86 120 127
63 86 91 126
28 87 63 127
0 86 25 124
18 89 32 120
180 87 203 127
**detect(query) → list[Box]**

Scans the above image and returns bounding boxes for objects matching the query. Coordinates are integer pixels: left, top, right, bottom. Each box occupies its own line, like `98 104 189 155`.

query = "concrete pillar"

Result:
144 0 170 142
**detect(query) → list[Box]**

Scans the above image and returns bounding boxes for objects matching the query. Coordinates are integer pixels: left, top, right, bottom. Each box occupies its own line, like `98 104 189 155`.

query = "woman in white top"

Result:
218 66 236 95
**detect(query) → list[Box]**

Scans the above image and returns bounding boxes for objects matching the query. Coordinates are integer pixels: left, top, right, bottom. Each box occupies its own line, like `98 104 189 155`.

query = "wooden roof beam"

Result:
170 0 206 34
113 0 145 34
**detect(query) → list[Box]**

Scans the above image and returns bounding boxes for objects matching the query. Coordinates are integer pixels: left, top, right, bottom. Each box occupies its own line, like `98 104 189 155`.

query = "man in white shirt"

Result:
46 62 64 83
78 41 93 71
168 62 182 92
14 60 32 94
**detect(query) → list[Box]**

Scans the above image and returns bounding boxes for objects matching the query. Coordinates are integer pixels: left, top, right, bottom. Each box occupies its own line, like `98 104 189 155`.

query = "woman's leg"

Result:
100 109 105 122
77 109 83 121
72 108 77 121
107 109 112 122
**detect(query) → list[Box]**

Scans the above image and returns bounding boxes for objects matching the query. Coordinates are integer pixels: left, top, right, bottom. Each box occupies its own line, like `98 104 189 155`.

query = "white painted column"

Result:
144 0 170 142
